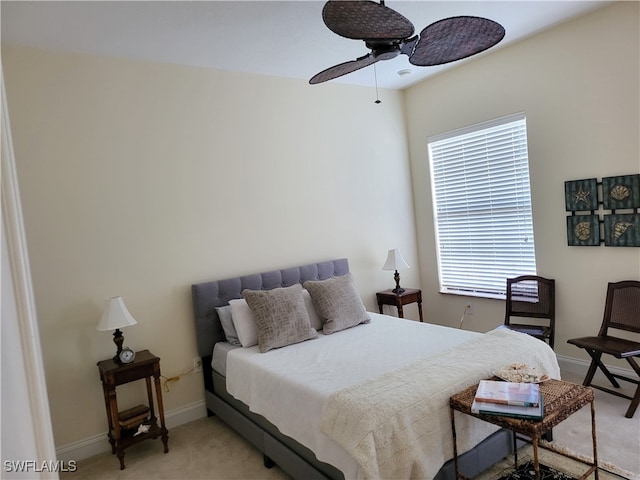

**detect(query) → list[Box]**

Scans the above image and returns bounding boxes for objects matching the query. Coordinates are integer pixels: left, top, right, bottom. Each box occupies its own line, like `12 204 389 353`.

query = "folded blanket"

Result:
320 327 560 480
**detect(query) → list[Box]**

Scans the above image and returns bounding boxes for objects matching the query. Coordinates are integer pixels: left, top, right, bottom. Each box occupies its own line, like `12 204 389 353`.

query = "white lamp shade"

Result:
382 249 410 271
96 297 138 331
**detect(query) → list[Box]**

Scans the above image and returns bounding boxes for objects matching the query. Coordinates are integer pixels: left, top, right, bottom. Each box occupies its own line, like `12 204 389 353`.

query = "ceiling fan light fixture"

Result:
372 44 401 61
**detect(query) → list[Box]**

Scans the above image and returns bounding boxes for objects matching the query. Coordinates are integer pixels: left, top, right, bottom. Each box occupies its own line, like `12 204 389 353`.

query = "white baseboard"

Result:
557 354 634 378
557 354 590 375
56 400 207 462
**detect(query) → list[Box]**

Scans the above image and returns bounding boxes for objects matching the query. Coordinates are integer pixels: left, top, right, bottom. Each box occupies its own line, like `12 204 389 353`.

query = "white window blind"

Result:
428 113 537 297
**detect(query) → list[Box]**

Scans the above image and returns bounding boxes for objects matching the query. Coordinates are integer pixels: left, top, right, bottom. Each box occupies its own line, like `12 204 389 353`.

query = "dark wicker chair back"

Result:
567 280 640 418
504 275 556 349
601 280 640 334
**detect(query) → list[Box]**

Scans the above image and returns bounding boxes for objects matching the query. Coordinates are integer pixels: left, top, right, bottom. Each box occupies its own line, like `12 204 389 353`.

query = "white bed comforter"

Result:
226 314 560 479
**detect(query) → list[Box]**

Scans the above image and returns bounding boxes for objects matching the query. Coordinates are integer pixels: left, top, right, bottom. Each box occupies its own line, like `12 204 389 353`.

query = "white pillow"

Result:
229 298 258 347
215 305 241 346
303 289 323 331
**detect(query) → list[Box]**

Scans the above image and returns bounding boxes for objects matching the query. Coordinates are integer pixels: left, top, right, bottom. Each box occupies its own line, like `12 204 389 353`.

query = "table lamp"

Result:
96 296 137 362
382 248 410 294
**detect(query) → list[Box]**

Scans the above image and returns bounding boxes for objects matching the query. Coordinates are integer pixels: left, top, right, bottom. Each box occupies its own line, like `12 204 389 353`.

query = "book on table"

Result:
471 393 544 420
118 404 150 428
474 379 540 407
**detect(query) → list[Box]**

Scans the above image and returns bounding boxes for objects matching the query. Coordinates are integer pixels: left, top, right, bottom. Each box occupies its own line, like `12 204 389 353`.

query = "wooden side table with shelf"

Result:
376 288 423 322
97 349 169 469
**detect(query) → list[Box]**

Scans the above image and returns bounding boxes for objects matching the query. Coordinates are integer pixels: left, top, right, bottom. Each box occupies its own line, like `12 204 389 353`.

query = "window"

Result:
428 113 537 298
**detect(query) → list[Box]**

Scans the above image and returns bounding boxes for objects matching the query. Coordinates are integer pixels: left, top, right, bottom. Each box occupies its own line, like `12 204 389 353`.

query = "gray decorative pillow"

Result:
303 273 370 334
242 283 318 353
215 305 241 346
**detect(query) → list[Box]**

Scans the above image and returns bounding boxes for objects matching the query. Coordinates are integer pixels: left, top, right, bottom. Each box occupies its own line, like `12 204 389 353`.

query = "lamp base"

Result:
112 328 124 363
392 270 405 294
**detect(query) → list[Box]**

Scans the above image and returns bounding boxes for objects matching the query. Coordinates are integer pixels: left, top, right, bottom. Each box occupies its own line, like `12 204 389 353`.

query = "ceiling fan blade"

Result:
309 53 379 84
322 0 414 40
409 16 505 66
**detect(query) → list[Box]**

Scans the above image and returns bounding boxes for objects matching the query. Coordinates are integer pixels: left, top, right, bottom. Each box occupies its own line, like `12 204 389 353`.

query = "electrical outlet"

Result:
466 303 474 315
193 357 203 373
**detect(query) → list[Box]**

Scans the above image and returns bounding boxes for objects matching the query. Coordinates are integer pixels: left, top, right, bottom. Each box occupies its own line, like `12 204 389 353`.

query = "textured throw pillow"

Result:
304 273 370 334
215 305 241 346
229 298 258 348
242 284 318 353
303 289 323 331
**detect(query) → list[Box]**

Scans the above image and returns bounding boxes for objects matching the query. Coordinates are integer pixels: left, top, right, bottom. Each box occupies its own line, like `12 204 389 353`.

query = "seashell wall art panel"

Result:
566 215 600 246
602 174 640 210
603 214 640 246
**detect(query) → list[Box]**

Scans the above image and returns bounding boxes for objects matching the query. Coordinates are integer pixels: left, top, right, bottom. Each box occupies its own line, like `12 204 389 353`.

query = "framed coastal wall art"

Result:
566 215 601 246
564 174 640 247
604 214 640 247
564 178 599 212
601 174 640 210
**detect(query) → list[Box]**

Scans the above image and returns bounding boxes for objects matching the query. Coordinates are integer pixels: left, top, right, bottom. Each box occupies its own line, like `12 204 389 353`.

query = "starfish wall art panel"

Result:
564 178 598 212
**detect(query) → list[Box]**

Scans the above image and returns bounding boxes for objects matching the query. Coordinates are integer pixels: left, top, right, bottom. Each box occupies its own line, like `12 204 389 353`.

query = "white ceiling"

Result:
1 1 610 90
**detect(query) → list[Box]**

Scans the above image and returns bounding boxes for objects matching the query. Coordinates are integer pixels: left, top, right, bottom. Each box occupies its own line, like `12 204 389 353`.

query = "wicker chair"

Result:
504 275 556 349
567 280 640 418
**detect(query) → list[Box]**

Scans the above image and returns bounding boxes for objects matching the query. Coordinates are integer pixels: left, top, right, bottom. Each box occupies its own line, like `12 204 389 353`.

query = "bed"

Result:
191 258 560 479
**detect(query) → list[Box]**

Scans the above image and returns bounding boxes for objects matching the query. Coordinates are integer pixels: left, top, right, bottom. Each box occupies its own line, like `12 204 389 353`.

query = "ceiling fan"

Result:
309 0 505 85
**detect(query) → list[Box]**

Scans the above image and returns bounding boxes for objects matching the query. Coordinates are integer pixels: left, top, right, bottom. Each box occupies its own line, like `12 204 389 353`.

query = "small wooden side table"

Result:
449 379 597 480
376 288 423 322
97 349 169 469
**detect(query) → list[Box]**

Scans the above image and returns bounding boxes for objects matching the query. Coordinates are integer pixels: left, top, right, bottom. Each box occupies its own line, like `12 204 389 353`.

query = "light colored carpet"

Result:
552 369 639 477
63 368 639 480
61 415 290 480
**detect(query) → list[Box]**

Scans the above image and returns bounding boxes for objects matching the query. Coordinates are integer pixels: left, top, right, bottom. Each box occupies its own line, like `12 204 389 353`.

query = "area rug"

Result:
495 460 574 480
475 445 635 480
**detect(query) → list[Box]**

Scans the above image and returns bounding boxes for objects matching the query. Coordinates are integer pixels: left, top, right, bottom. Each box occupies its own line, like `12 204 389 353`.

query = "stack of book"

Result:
471 379 544 420
118 404 150 430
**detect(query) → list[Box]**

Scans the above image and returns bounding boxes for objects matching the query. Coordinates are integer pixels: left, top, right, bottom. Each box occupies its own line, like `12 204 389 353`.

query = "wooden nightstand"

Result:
97 349 169 469
376 288 423 322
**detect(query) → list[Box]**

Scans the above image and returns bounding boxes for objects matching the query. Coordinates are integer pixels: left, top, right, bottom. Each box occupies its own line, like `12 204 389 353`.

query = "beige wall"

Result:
2 0 639 454
2 47 420 448
405 2 640 354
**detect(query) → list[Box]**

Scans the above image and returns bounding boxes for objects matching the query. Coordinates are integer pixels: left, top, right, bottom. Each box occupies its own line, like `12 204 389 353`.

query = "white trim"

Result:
428 111 526 144
56 400 207 462
557 354 635 379
2 68 59 478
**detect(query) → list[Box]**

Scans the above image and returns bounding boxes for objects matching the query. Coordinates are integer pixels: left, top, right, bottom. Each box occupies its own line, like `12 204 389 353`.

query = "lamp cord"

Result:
459 304 472 329
160 364 198 392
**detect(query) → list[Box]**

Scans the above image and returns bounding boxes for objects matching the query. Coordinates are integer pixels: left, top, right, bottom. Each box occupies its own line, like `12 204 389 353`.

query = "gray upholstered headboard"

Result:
191 258 350 358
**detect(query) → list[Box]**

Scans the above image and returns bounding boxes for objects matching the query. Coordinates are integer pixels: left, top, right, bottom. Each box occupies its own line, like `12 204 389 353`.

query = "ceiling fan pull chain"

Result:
374 64 381 104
